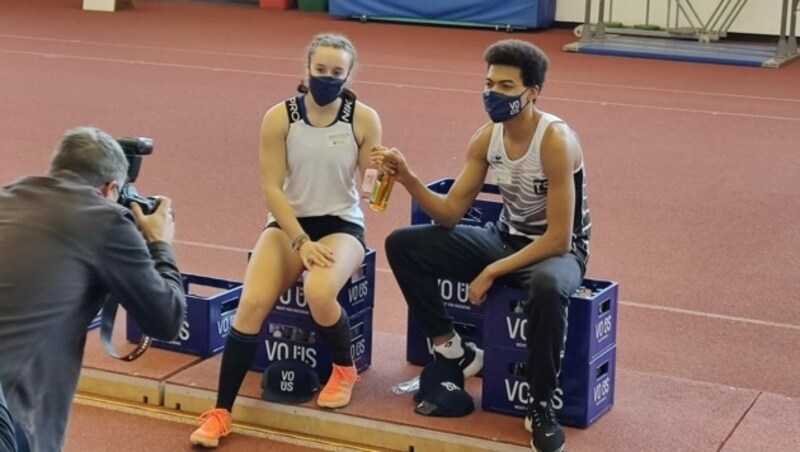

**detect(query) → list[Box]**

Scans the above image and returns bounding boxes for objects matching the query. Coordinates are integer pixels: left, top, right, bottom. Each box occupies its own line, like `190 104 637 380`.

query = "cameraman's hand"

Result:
298 241 335 271
131 196 175 244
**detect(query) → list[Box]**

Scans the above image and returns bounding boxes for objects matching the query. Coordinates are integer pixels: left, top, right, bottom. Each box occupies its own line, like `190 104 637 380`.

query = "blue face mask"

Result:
483 89 530 123
308 75 346 107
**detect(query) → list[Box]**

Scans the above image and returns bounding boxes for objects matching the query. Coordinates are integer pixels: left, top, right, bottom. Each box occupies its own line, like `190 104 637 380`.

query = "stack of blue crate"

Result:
405 276 485 366
126 274 243 358
404 178 618 427
250 250 376 383
405 179 502 366
481 280 619 427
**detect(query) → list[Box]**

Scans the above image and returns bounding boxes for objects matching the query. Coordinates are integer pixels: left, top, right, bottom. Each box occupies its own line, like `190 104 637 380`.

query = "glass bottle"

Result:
369 170 394 212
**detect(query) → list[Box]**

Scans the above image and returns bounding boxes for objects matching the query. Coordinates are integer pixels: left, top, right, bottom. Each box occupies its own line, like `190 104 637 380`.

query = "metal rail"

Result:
573 0 800 68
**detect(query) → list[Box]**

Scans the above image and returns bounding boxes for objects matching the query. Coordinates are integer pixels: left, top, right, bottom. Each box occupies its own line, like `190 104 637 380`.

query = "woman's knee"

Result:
302 278 339 306
233 294 273 331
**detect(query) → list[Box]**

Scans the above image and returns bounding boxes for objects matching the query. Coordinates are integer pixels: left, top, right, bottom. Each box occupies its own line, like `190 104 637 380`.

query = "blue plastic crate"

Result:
411 178 503 230
403 275 485 365
403 179 500 339
482 345 616 428
126 274 242 357
484 279 618 362
432 276 484 315
272 249 375 318
251 308 373 383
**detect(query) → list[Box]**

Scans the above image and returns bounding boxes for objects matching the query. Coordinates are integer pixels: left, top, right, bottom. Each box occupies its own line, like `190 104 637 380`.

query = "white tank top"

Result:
486 112 591 262
268 95 364 228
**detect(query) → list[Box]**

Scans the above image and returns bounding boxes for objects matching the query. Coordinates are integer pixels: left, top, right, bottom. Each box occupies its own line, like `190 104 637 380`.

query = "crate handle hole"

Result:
596 362 610 379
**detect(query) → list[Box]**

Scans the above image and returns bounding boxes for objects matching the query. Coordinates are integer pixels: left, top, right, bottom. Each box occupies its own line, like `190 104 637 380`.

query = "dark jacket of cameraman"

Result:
0 170 186 452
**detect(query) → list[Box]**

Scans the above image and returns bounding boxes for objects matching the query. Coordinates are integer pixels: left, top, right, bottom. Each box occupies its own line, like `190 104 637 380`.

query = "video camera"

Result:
116 137 159 215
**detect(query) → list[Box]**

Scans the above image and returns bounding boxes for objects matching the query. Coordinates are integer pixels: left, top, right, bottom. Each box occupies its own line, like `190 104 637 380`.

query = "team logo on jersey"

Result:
287 98 301 123
490 155 504 173
533 178 548 195
340 98 354 123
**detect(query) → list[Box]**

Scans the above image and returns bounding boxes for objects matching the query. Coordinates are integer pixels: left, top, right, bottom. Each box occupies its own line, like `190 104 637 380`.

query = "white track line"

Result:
551 79 800 104
1 48 798 122
175 239 251 253
5 33 799 326
172 240 800 331
621 301 800 331
1 33 798 103
547 97 800 122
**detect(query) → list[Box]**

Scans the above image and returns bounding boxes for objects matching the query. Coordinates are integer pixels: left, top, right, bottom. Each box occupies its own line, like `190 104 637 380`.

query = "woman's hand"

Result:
298 240 335 270
379 147 412 185
369 145 389 168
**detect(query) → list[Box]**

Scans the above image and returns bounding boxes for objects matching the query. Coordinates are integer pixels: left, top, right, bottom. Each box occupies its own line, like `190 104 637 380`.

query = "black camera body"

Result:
116 137 159 215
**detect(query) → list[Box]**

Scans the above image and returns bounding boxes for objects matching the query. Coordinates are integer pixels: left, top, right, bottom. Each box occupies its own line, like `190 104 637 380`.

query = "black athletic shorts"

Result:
266 215 366 250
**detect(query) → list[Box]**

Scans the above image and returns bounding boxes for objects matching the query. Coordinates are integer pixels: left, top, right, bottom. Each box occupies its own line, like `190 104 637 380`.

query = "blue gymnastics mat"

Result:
563 36 782 68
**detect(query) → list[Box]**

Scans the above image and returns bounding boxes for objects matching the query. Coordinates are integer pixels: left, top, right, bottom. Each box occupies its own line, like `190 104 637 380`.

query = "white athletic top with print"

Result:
486 112 591 262
267 94 364 228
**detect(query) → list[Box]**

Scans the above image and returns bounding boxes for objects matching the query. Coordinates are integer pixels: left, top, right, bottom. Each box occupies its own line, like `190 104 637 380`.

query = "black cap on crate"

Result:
261 359 320 404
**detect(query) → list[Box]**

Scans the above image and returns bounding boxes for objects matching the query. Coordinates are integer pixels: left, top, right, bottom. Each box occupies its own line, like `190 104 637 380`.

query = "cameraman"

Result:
0 126 186 451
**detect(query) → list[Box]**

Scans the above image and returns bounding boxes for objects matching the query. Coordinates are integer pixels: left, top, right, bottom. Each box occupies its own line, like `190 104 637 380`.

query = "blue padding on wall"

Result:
329 0 556 29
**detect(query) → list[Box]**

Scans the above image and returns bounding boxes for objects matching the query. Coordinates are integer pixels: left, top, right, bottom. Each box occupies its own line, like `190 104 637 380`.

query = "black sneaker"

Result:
433 341 484 379
525 401 565 452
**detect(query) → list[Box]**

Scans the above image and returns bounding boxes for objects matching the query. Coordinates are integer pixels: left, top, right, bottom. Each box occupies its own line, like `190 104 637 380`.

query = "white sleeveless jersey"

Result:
486 112 591 262
268 94 364 228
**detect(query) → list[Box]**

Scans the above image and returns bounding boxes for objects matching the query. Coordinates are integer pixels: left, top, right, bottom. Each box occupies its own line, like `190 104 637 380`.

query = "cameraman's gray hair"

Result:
49 127 128 188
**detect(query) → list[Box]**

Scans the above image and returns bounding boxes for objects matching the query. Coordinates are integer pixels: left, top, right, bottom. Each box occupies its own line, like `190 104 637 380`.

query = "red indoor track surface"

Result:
1 0 799 451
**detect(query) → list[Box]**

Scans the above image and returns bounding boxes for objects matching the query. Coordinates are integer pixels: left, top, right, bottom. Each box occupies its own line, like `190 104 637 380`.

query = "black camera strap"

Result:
99 296 152 361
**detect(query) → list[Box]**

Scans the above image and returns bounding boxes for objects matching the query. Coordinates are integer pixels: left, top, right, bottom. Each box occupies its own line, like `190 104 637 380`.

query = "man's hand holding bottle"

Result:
369 145 412 185
364 145 409 212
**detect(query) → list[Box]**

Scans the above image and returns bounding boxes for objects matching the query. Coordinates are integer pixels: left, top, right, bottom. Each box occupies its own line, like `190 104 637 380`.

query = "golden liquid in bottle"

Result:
369 173 394 212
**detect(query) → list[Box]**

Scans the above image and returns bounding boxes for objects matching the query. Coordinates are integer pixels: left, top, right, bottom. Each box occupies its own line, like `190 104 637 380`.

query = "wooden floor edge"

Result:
77 368 162 406
163 382 530 452
73 393 379 452
75 368 530 450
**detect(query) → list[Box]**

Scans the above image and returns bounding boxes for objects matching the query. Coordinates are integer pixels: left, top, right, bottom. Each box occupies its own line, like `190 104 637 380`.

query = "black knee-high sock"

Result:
215 327 258 411
315 310 353 366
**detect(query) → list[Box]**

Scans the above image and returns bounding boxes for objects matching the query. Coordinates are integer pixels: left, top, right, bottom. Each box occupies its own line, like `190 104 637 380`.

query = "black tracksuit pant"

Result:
385 223 585 403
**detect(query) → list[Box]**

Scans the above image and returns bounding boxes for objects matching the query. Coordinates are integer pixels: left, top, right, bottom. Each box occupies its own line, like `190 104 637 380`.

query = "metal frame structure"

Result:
576 0 751 43
570 0 799 68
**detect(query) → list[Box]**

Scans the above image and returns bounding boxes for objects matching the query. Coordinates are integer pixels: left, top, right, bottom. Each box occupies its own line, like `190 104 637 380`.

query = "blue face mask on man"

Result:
308 75 346 107
483 88 531 123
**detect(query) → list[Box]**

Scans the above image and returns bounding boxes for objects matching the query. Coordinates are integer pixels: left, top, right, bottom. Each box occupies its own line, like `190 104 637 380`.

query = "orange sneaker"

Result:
316 364 360 408
189 408 232 448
